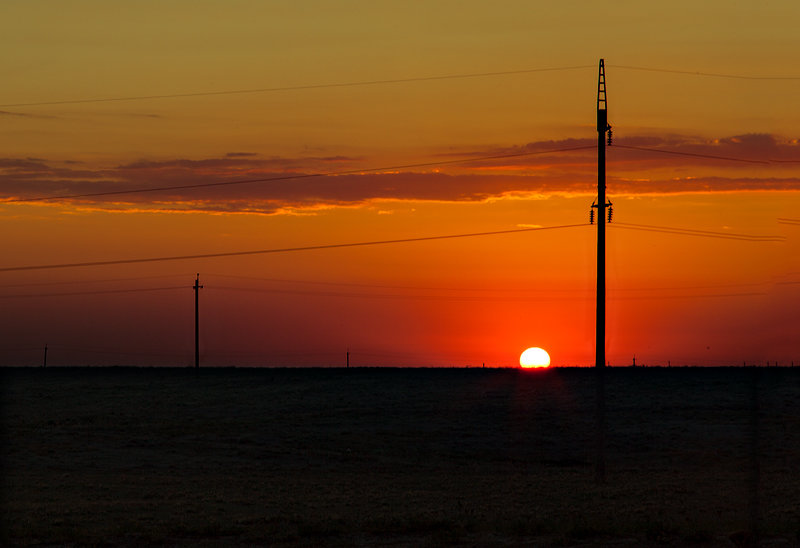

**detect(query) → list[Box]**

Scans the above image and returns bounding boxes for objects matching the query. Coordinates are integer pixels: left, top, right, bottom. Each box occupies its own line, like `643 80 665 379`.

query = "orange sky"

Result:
1 2 798 366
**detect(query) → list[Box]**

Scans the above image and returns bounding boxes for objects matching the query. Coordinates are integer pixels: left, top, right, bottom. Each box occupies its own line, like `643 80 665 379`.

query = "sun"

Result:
520 347 551 368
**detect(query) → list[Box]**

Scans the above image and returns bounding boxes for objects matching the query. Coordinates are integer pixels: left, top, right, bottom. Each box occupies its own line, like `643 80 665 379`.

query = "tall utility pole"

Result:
193 273 203 368
596 58 611 371
594 59 612 483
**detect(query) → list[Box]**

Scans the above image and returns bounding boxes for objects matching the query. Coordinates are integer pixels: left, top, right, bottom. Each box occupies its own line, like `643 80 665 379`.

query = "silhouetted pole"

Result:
596 59 609 372
346 348 350 368
43 344 47 368
595 59 611 483
193 273 203 368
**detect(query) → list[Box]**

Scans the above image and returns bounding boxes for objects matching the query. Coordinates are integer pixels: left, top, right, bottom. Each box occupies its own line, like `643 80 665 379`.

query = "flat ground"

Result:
2 367 798 546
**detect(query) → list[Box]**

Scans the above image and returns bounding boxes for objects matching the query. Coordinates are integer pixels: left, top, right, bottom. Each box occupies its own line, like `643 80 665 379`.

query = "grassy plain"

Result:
2 367 799 546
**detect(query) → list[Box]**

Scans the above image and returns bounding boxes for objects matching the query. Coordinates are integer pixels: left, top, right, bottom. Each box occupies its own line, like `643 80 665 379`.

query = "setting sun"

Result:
520 347 551 368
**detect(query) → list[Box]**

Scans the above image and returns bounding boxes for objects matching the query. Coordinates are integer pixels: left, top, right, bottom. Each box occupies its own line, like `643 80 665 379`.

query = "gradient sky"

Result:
1 1 798 367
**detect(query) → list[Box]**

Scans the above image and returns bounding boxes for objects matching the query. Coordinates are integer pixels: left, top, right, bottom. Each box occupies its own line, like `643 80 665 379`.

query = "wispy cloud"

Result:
0 109 56 119
1 133 798 214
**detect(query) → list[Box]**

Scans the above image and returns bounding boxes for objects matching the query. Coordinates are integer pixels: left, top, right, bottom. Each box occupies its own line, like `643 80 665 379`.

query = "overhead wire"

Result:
0 65 594 108
0 224 588 273
610 64 800 81
212 284 560 302
3 269 777 296
204 273 614 295
3 63 799 111
0 286 186 299
212 284 768 302
612 144 771 164
0 274 189 288
609 290 767 300
0 220 786 274
4 145 596 203
198 272 795 295
0 278 783 302
612 222 785 241
206 273 533 293
4 140 791 206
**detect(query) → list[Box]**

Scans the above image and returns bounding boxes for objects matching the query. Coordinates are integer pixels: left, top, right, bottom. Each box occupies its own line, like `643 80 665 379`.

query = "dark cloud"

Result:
0 158 49 169
462 134 800 169
611 176 800 195
116 154 361 172
615 133 800 164
2 133 798 213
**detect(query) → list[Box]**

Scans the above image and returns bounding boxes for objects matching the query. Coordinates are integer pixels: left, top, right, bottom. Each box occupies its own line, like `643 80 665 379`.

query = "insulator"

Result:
607 206 613 223
589 209 595 224
607 127 613 146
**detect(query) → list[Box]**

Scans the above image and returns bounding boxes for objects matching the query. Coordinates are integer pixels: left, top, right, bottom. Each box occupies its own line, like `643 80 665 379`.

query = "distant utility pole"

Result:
43 344 47 368
346 348 350 368
193 273 203 368
593 59 612 484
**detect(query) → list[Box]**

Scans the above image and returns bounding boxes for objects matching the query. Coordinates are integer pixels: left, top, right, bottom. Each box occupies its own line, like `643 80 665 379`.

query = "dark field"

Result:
2 367 799 547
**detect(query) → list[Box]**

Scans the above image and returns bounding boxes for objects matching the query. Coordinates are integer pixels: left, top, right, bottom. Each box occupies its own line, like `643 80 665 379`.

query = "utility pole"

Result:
193 273 203 368
593 59 612 483
346 348 350 368
43 344 47 368
596 58 611 372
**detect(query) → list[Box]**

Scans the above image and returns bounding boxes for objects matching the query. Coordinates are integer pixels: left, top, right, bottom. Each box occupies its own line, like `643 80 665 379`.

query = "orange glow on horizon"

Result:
1 4 798 368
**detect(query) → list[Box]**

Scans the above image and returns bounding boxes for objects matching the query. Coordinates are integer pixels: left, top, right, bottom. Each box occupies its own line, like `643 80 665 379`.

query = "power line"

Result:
610 290 767 300
610 64 800 81
4 140 786 205
206 273 603 295
613 144 771 164
4 145 596 204
0 224 587 273
212 284 561 302
4 63 798 111
0 220 784 274
213 284 769 302
207 273 532 293
4 269 775 296
612 222 785 241
0 286 186 299
0 278 782 302
0 274 188 289
207 272 793 295
0 65 593 108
